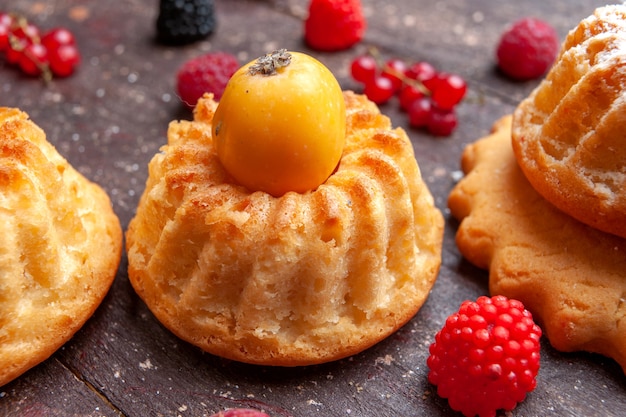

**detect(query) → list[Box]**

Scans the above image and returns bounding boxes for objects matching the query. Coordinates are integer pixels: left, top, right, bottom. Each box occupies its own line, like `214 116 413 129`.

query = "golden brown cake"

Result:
512 4 626 238
449 116 626 373
126 91 444 366
0 108 123 386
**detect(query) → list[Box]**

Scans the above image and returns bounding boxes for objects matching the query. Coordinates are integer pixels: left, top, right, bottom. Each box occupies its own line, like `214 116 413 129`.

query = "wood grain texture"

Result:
1 1 625 416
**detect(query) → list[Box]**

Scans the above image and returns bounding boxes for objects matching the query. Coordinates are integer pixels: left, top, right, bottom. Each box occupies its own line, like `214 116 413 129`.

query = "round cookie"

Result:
449 115 626 373
511 5 626 239
126 91 444 366
0 108 123 386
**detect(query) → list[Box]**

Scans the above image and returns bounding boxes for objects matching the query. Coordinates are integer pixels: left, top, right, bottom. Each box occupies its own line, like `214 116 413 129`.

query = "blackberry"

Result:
156 0 216 45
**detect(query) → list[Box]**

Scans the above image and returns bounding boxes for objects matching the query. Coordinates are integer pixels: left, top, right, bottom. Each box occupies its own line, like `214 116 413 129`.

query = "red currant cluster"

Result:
0 12 80 80
350 54 467 136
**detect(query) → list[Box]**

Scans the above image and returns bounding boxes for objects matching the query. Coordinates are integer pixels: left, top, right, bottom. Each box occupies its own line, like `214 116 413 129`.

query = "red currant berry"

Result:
6 36 29 65
350 54 377 84
382 58 408 92
0 13 12 27
19 42 48 76
12 22 40 43
423 72 444 93
406 61 437 83
42 27 75 50
0 24 10 52
399 84 425 112
0 13 13 52
6 21 40 66
48 43 80 77
428 107 458 136
408 97 433 127
363 75 395 104
431 73 467 110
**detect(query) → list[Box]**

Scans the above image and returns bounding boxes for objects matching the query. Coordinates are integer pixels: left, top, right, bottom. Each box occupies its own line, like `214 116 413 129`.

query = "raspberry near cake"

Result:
126 51 443 366
512 4 626 238
0 108 123 386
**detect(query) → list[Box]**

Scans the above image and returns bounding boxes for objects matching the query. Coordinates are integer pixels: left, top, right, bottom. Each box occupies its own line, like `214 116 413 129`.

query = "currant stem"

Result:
367 46 431 96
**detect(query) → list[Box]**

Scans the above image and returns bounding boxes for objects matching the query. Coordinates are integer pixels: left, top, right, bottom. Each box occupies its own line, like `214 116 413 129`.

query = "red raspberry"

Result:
176 52 239 108
209 409 270 417
427 295 542 417
496 17 560 80
304 0 366 51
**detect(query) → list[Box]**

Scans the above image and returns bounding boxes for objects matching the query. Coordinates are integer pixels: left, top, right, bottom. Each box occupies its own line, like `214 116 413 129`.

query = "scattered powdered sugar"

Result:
139 358 154 370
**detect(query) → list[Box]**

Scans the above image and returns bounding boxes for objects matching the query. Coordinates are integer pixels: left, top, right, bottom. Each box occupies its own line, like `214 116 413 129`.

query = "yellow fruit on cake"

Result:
213 49 346 197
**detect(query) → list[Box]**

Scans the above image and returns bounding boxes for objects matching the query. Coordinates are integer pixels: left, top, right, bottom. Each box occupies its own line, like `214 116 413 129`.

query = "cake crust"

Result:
0 108 122 386
126 91 444 366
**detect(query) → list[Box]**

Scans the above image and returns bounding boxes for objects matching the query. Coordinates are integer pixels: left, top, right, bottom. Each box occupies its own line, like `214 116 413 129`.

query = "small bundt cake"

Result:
0 108 122 386
512 4 626 238
126 91 444 366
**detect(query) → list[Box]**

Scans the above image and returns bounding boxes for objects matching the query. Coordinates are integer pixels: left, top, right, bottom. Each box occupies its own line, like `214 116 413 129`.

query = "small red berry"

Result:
399 84 425 111
431 72 467 110
0 12 12 27
19 42 48 76
5 20 39 66
350 54 377 84
363 74 395 104
176 51 239 107
405 61 436 84
0 13 13 52
11 21 40 43
407 96 432 127
209 409 270 417
422 72 443 93
42 27 75 50
304 0 366 51
0 24 10 52
381 58 408 92
347 54 464 136
496 17 560 80
6 36 29 65
427 107 458 136
48 43 81 77
1 14 80 79
427 295 542 417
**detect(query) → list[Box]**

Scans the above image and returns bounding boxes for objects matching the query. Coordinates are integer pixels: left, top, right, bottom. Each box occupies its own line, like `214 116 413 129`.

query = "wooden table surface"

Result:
2 1 625 416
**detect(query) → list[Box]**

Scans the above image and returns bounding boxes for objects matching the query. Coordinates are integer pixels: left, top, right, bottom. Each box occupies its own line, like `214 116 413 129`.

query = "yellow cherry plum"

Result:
212 49 346 197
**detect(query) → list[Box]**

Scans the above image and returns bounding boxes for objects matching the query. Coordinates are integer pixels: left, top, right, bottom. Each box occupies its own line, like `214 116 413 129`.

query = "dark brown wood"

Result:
1 1 625 416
